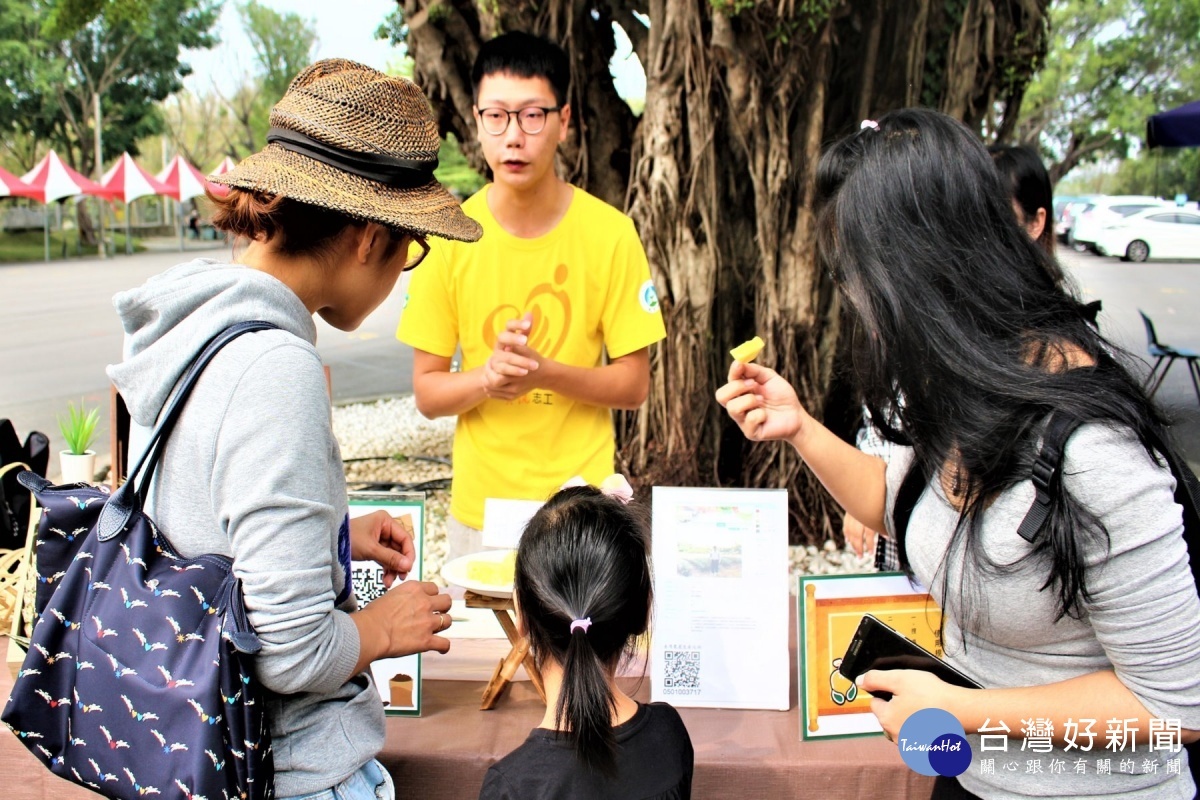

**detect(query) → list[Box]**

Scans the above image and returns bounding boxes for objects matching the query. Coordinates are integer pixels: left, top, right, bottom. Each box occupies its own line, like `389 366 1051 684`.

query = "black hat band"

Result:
267 127 438 188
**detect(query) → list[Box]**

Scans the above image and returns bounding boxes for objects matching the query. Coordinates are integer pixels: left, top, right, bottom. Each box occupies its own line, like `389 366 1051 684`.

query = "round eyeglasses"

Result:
399 234 430 272
476 106 562 136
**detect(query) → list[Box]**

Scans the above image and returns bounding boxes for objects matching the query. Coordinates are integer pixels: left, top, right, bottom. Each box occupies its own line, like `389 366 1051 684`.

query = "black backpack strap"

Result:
97 321 280 541
1017 411 1082 543
892 459 927 563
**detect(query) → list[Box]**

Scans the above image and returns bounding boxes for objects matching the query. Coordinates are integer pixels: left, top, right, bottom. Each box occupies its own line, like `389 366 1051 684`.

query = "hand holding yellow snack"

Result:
730 335 765 364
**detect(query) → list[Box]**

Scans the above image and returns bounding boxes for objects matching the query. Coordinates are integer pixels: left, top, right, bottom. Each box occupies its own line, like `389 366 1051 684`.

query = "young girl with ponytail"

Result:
478 481 694 799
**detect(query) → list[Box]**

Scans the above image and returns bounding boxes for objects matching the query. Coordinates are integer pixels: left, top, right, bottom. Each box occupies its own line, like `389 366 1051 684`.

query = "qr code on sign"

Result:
352 565 388 605
663 650 701 688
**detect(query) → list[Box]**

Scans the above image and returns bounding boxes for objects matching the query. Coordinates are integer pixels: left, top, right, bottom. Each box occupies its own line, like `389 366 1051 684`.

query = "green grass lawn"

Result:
0 230 143 263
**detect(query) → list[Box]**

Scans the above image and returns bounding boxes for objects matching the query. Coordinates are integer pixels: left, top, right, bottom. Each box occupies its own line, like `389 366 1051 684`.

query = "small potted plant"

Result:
58 399 100 484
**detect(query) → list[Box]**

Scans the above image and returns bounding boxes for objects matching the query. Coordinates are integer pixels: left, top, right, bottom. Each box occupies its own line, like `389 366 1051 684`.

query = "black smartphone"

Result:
838 614 982 700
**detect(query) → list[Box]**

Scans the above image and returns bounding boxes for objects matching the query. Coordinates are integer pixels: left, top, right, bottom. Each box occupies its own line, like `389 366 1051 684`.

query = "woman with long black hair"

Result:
717 109 1200 799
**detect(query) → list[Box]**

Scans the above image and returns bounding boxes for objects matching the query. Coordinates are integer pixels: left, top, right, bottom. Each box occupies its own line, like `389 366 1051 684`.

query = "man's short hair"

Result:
471 31 570 107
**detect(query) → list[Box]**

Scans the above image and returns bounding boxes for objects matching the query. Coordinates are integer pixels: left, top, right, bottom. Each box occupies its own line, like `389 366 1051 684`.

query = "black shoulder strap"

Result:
1017 413 1200 597
1016 411 1081 542
96 321 280 541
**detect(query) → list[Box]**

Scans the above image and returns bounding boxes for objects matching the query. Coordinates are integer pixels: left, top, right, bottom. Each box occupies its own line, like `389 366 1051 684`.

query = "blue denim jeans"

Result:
277 759 395 800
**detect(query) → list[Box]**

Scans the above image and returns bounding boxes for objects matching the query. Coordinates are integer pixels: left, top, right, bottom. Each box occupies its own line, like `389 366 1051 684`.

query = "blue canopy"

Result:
1147 100 1200 148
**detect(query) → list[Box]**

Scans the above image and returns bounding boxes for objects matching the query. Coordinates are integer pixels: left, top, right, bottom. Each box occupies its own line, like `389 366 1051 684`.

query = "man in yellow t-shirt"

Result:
397 32 666 559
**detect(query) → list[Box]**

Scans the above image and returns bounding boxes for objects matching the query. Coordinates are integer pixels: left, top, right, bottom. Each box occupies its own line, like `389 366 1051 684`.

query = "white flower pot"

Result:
59 450 97 485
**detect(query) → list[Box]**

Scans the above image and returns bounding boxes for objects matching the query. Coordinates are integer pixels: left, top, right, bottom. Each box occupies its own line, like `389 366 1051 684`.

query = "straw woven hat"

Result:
211 59 482 243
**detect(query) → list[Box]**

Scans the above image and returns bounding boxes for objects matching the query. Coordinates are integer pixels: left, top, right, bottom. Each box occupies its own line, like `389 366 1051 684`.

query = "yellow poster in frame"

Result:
798 573 942 739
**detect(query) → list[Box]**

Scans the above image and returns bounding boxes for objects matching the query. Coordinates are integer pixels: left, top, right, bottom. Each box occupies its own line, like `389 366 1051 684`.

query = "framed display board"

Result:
348 492 425 717
650 487 790 711
798 572 942 739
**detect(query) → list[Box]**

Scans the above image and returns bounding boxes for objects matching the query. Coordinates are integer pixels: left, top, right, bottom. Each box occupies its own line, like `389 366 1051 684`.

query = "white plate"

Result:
440 549 516 598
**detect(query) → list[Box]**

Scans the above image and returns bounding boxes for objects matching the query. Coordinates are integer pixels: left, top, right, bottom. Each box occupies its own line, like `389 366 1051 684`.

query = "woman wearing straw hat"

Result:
107 59 482 800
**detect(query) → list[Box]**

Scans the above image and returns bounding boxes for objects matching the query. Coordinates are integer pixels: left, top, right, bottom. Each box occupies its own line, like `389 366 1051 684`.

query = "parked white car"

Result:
1094 207 1200 262
1071 196 1170 250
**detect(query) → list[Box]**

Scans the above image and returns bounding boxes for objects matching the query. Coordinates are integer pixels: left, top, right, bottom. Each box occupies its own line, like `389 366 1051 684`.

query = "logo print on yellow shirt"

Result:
482 263 572 359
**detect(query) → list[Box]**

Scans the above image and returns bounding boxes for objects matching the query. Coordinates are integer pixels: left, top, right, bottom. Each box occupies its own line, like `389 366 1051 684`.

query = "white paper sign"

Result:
650 486 791 710
349 492 425 716
481 498 544 548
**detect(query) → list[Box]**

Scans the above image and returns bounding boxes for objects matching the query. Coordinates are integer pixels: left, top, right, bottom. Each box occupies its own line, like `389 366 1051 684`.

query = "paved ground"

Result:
1 241 1197 474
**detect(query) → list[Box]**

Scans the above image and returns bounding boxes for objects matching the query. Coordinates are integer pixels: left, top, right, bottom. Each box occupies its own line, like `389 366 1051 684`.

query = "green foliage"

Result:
0 229 142 261
211 1 320 155
434 134 486 197
709 0 756 17
0 0 221 174
1108 148 1200 199
238 1 317 106
40 0 147 38
376 8 407 47
1019 0 1200 181
58 398 100 455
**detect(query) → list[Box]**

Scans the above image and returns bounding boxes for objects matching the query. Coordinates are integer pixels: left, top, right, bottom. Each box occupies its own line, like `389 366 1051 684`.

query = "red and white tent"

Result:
209 155 238 178
205 156 237 198
101 152 173 203
20 150 118 204
20 151 119 261
102 153 176 254
0 165 38 199
156 154 218 202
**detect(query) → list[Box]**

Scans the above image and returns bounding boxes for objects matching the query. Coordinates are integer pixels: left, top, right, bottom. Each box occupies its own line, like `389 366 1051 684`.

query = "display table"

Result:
0 614 934 800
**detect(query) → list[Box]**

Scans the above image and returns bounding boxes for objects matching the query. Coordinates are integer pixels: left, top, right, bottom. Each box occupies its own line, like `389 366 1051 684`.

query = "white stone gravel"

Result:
333 395 877 590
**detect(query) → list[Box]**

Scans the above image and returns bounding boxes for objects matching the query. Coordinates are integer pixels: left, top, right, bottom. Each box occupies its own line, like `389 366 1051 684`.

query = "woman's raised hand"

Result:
715 361 807 444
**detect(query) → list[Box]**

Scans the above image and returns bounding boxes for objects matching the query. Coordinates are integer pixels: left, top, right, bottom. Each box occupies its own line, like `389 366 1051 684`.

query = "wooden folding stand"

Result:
464 591 545 710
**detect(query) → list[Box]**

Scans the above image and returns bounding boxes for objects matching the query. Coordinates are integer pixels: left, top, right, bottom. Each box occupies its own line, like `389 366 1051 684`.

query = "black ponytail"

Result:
514 486 652 776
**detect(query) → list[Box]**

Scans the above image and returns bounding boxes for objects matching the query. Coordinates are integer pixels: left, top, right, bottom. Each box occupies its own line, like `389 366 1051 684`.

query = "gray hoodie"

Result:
107 259 384 797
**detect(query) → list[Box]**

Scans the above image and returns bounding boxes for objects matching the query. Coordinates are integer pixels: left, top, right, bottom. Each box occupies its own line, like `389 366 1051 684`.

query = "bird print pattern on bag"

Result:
2 474 274 800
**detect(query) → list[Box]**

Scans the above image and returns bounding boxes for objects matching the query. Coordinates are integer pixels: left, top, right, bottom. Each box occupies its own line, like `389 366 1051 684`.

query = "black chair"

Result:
1139 310 1200 404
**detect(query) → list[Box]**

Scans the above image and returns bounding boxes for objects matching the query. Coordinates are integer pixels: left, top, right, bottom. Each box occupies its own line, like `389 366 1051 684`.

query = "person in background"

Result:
478 481 693 800
397 32 666 562
989 144 1055 256
108 59 482 800
717 108 1200 800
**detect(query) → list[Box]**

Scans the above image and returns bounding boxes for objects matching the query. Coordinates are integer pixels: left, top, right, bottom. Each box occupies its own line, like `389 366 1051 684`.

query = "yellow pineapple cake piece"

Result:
730 335 765 364
466 550 518 586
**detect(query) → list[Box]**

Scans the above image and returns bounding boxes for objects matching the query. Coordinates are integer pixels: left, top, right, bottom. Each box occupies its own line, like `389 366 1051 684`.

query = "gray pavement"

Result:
0 243 414 465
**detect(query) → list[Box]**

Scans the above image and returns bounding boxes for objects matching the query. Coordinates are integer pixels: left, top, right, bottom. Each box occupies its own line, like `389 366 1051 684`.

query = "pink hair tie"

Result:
569 617 592 635
860 119 879 130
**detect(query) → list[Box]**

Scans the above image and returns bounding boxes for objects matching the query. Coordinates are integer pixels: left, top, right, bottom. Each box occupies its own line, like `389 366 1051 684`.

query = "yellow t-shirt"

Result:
397 185 666 529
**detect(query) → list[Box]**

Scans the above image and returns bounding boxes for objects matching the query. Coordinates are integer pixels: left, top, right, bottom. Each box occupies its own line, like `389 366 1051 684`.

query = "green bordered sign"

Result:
798 572 940 740
349 492 425 717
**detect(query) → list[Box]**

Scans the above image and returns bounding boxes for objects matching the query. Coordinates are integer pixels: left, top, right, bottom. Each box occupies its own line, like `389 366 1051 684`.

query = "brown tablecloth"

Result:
0 621 934 800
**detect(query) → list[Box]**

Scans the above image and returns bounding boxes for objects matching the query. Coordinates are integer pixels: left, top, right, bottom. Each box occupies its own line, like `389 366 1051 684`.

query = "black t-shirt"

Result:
478 702 694 800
